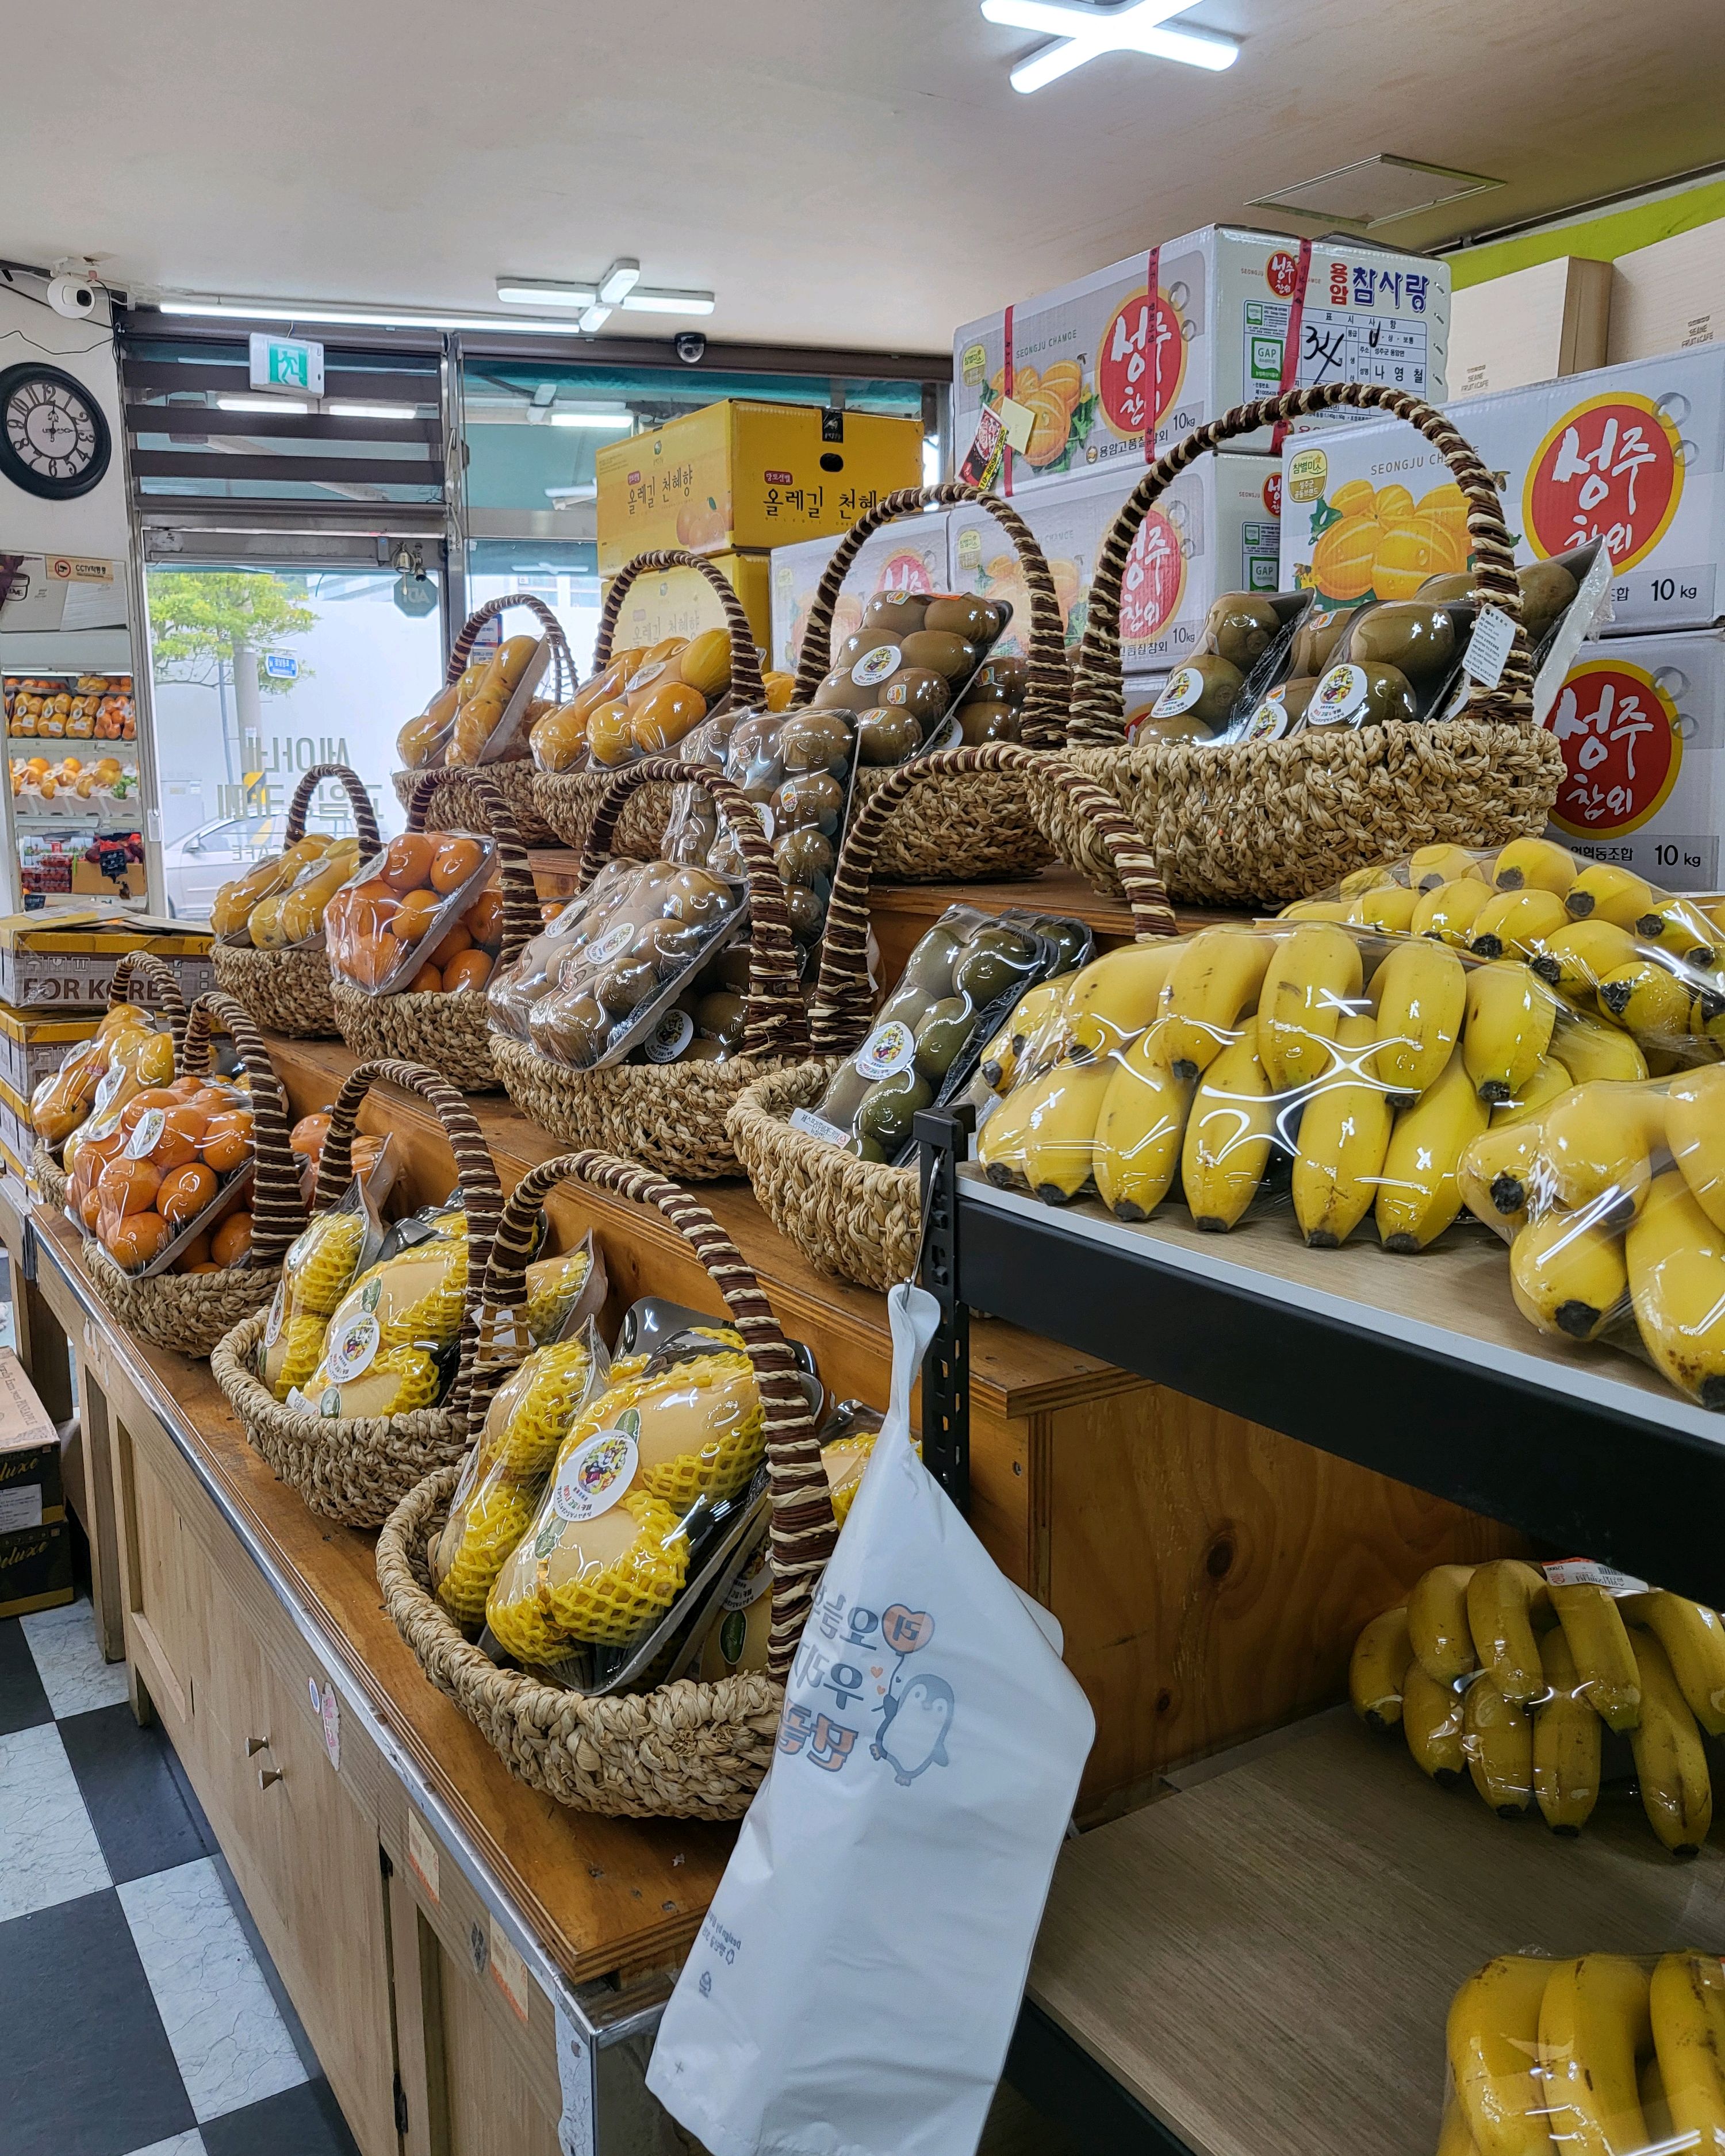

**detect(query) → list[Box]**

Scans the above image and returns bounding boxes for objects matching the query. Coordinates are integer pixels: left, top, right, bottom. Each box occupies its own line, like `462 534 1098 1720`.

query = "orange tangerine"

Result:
430 837 484 893
174 1232 212 1271
98 1157 161 1215
107 1212 172 1269
442 949 493 994
159 1163 216 1223
391 889 442 946
211 1213 253 1266
407 962 442 993
382 833 436 892
290 1111 331 1157
464 890 504 949
200 1119 252 1174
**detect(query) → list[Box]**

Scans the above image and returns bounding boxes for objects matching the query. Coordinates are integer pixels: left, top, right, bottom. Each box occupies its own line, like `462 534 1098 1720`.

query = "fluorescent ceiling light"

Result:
549 409 632 429
619 288 716 316
597 258 641 305
325 401 419 420
160 294 586 336
980 0 1239 89
217 395 309 413
495 278 597 308
1251 154 1503 228
578 302 613 333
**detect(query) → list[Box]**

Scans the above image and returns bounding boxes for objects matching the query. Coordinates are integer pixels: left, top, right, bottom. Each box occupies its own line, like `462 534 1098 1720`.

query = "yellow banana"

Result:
1628 1626 1713 1854
1458 1123 1543 1238
1291 1014 1393 1248
1373 938 1467 1103
1491 1053 1574 1127
1157 930 1272 1080
1539 1955 1652 2156
1436 2100 1485 2156
1409 1562 1478 1683
1467 1559 1554 1704
1278 897 1352 922
1626 1168 1725 1410
1375 1050 1491 1252
1092 1024 1193 1223
1650 1951 1725 2152
1640 2051 1673 2146
1539 1079 1667 1217
1014 1057 1117 1204
1463 1671 1534 1816
1410 842 1488 892
1415 876 1497 948
1619 1590 1725 1737
977 974 1072 1090
1447 1955 1554 2156
1404 1660 1466 1782
1462 959 1557 1105
1550 1009 1650 1085
1179 1018 1278 1232
1339 863 1396 899
1256 922 1364 1092
1064 942 1183 1064
1567 861 1656 929
1508 1209 1628 1342
1690 989 1725 1052
1597 956 1693 1041
1349 1605 1413 1731
1492 835 1578 895
1550 1582 1642 1731
1638 895 1718 968
976 1071 1044 1187
1350 882 1422 935
1531 919 1640 999
1666 1064 1725 1230
1534 1629 1600 1835
1469 886 1570 962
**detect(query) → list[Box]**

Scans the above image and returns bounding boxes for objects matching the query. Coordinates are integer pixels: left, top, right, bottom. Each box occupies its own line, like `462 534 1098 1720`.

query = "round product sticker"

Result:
264 1284 286 1347
583 919 637 969
550 1426 640 1524
644 1010 695 1064
1307 664 1368 727
125 1107 166 1161
624 659 668 695
1544 657 1683 841
1152 667 1205 718
1243 694 1291 742
1265 250 1302 298
1523 392 1684 573
1119 508 1188 648
850 642 904 689
854 1018 917 1081
323 1311 380 1384
543 901 582 939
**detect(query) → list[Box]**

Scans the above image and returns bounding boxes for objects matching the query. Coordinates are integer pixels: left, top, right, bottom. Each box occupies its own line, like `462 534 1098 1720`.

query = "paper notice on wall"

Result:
52 557 126 631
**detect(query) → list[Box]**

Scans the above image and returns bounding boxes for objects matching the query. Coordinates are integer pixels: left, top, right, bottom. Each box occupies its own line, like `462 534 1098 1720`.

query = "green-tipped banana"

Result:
1291 1014 1393 1248
1534 1629 1601 1835
1092 1023 1194 1223
1158 930 1272 1080
1462 958 1557 1104
1372 937 1467 1104
1256 922 1364 1092
1375 1050 1490 1252
1179 1018 1278 1232
1509 1209 1630 1342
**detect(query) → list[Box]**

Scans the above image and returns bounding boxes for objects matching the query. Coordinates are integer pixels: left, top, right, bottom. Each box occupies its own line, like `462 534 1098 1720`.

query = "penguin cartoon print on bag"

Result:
875 1672 956 1786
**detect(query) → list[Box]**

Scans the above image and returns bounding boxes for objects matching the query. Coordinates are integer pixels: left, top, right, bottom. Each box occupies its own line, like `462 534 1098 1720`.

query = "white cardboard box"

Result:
1447 258 1612 398
946 458 1280 672
1608 221 1725 365
952 225 1450 491
1544 630 1724 888
768 515 950 678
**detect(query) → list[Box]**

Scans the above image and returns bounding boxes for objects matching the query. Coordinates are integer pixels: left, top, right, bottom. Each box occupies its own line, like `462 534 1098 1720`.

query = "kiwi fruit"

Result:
1324 660 1420 728
900 926 961 999
785 885 826 942
1417 572 1475 605
1203 593 1282 670
881 667 950 720
925 596 1000 642
899 630 977 682
706 944 753 995
1155 654 1244 732
840 629 902 668
1341 602 1459 684
864 593 928 637
856 1069 932 1149
662 868 731 924
845 1131 888 1164
775 828 834 886
695 991 747 1048
773 770 844 829
1032 917 1087 972
965 653 1028 702
777 710 852 775
596 959 660 1016
953 924 1035 1006
914 997 971 1081
678 1037 728 1063
820 1061 873 1131
1134 709 1218 743
1290 605 1352 677
958 701 1019 746
814 665 863 711
529 992 609 1066
856 707 922 765
1518 559 1579 647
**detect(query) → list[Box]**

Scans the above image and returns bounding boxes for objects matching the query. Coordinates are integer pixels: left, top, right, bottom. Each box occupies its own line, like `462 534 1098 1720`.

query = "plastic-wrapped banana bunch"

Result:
1283 836 1725 1075
430 1322 607 1632
485 1335 765 1662
289 1210 469 1420
1351 1559 1723 1855
974 914 1637 1253
1439 1950 1725 2156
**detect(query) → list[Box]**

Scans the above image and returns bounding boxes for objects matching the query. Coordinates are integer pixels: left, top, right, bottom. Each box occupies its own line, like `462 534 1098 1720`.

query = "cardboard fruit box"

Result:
0 911 213 1013
603 550 772 657
769 514 952 677
0 1346 71 1620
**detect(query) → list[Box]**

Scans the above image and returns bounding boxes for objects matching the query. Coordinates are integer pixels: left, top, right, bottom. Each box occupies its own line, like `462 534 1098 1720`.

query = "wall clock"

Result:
0 362 112 501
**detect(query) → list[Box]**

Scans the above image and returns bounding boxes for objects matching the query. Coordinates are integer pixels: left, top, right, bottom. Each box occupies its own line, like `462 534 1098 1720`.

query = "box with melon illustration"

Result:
595 400 924 575
769 514 952 677
603 550 772 657
945 458 1279 671
952 225 1450 493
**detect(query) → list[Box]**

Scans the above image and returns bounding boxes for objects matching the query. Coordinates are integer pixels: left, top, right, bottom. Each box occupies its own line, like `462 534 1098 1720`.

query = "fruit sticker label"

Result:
1307 663 1369 727
264 1284 285 1347
850 643 903 689
1118 509 1188 650
1151 667 1206 718
1524 394 1684 573
1098 285 1187 443
124 1107 166 1160
549 1421 639 1524
724 1557 772 1615
324 1310 380 1384
1546 658 1682 841
789 1106 849 1148
581 919 637 968
1542 1558 1649 1596
624 660 668 695
643 1010 694 1064
1243 693 1291 741
854 1018 916 1081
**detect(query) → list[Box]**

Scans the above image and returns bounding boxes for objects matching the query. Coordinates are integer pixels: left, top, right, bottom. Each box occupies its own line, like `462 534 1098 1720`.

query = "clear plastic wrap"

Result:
325 831 502 996
286 1108 392 1210
804 590 1020 770
285 1203 469 1420
255 1153 393 1402
217 832 365 950
83 1075 258 1276
528 629 788 775
34 1003 176 1157
1131 589 1312 745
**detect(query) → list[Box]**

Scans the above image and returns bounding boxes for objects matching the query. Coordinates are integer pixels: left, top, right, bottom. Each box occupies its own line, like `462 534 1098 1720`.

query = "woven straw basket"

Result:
331 768 542 1094
80 991 306 1358
532 549 769 862
376 1147 838 1819
730 744 1178 1290
390 592 574 845
491 757 811 1180
211 1057 504 1526
1029 382 1566 907
30 950 190 1213
210 764 381 1039
792 481 1070 884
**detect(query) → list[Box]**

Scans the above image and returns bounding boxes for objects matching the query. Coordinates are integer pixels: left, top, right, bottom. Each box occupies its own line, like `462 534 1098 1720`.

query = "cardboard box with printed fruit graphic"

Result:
952 225 1450 493
769 515 952 677
945 458 1279 673
595 400 924 576
603 550 772 657
1279 430 1473 611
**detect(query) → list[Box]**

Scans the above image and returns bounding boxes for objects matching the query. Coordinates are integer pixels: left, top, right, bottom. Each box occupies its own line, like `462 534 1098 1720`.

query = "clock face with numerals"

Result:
0 363 112 501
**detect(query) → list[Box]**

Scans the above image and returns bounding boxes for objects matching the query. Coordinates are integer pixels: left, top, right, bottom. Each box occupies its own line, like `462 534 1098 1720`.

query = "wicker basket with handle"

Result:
728 743 1177 1290
210 763 381 1039
375 1146 836 1818
210 1056 504 1526
31 950 190 1211
791 481 1071 883
533 548 769 862
1029 383 1567 907
390 592 574 845
491 756 811 1180
80 989 307 1359
331 768 541 1094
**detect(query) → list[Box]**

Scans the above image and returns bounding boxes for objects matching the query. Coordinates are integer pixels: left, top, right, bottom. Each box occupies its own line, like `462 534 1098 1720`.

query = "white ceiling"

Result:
7 0 1724 356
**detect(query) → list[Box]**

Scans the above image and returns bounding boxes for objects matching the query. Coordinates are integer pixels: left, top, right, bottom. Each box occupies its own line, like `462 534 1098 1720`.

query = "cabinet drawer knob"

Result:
245 1737 269 1757
258 1767 284 1789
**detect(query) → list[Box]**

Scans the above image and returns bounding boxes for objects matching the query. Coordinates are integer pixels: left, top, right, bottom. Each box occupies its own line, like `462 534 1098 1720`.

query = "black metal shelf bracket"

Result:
915 1104 973 1511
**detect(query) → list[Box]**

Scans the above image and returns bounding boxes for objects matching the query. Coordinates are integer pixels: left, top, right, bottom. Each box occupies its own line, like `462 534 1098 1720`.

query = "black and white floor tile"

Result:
0 1595 359 2156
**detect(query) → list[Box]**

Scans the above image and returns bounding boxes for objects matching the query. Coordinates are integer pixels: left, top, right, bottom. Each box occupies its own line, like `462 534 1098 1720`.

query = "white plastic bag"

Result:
646 1283 1095 2156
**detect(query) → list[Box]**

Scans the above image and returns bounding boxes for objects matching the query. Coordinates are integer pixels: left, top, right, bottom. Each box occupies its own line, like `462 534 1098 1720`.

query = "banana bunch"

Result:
1350 1560 1724 1854
1442 1950 1725 2156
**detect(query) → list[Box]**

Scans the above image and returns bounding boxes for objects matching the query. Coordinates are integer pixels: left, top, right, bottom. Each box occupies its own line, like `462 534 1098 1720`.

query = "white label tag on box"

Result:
555 2004 597 2156
0 1482 43 1531
1543 1558 1649 1595
407 1812 440 1904
1463 604 1516 689
488 1913 535 2024
320 1683 340 1771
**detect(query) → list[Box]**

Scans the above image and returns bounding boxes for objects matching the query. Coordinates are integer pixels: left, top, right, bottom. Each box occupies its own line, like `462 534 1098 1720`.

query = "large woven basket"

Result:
532 549 769 861
492 757 811 1180
30 950 190 1213
210 764 381 1039
391 592 574 844
80 991 306 1358
210 1057 504 1526
730 745 1177 1290
330 768 541 1094
1030 382 1566 907
790 482 1071 884
376 1148 838 1819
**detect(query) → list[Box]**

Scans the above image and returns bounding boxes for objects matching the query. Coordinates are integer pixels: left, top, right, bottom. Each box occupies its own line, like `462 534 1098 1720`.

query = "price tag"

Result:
407 1811 440 1904
1462 604 1516 689
488 1913 535 2023
1542 1558 1649 1596
789 1106 849 1148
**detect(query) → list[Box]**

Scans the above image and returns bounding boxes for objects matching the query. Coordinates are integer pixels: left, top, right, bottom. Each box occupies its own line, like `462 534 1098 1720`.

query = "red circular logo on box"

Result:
1098 287 1186 441
875 546 936 595
1545 656 1681 839
1117 509 1187 646
1263 473 1282 517
1523 392 1684 574
1266 251 1301 298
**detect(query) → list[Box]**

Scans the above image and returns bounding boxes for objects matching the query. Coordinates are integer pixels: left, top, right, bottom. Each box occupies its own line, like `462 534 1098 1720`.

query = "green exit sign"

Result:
248 332 325 397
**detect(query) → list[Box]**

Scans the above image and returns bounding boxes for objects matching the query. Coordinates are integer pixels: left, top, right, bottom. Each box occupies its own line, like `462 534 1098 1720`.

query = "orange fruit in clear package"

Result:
391 889 442 947
585 699 635 766
79 1188 102 1230
120 1088 180 1132
158 1163 216 1223
174 1232 212 1271
344 880 402 937
442 949 493 995
211 1214 254 1266
346 931 404 989
382 833 436 892
200 1118 252 1173
167 1074 206 1101
429 922 473 969
107 1213 172 1269
290 1112 330 1158
465 890 504 950
98 1157 160 1215
630 681 706 753
430 837 484 893
407 962 442 993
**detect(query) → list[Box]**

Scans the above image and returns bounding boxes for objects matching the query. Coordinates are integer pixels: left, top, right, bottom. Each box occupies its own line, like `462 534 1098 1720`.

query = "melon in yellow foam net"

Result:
262 1310 328 1402
559 1346 765 1511
326 1237 467 1356
281 1209 369 1318
302 1344 443 1420
523 1246 593 1346
486 1490 689 1658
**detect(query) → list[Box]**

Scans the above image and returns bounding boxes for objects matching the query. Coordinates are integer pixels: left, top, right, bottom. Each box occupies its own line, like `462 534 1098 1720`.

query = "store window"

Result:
465 538 601 677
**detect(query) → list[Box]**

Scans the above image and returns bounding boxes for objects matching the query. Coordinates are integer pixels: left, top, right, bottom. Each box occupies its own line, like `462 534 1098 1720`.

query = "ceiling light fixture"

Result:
325 401 420 420
597 259 641 306
578 302 614 334
980 0 1239 90
497 269 716 320
549 408 633 429
160 295 587 336
619 288 716 316
493 279 598 308
216 395 309 413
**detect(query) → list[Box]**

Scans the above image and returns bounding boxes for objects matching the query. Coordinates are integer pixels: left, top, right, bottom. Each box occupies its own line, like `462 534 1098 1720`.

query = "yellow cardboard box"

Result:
603 551 773 656
596 401 923 573
0 1003 101 1098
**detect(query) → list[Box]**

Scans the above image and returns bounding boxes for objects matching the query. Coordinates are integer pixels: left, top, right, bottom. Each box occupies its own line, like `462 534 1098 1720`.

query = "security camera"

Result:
675 332 707 366
46 274 97 319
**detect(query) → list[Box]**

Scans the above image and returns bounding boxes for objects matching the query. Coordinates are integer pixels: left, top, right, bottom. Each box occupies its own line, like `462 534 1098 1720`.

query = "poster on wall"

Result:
0 553 126 632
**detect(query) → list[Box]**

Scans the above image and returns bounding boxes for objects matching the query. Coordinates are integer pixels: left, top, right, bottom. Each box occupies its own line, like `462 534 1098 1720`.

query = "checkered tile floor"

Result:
0 1595 359 2156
